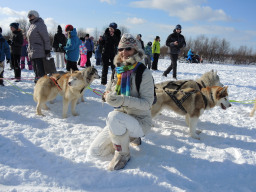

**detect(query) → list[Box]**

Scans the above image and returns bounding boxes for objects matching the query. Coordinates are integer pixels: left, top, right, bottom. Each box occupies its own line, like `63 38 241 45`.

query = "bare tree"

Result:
15 18 29 34
119 26 129 36
77 28 87 38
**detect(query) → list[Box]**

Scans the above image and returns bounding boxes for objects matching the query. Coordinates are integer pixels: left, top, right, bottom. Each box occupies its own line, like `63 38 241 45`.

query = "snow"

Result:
0 58 256 192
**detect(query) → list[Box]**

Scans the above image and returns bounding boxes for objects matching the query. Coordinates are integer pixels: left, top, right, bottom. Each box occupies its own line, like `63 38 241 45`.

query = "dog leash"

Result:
229 99 255 104
4 79 33 96
86 86 103 96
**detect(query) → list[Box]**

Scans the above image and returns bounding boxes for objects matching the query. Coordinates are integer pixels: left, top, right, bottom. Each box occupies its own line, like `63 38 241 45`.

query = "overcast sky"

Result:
0 0 255 50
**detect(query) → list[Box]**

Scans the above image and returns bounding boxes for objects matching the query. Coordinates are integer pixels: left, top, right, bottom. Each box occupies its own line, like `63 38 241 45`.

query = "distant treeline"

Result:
160 35 256 65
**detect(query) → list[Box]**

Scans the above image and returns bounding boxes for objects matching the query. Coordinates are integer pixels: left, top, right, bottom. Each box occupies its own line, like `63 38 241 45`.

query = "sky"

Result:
0 0 256 51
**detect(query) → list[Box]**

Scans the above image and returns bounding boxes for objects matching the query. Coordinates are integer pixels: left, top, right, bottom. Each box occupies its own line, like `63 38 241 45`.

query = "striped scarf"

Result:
115 62 141 96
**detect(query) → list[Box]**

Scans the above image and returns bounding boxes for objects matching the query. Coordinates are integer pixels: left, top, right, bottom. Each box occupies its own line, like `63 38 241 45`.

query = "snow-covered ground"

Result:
0 58 256 192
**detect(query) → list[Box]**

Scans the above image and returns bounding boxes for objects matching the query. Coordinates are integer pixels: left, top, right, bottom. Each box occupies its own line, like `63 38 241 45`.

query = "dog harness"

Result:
164 88 208 114
50 76 62 91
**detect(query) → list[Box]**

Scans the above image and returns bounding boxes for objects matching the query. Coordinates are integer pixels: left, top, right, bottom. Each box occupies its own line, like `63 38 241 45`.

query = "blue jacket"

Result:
0 34 11 62
63 28 80 62
85 38 94 52
94 44 101 59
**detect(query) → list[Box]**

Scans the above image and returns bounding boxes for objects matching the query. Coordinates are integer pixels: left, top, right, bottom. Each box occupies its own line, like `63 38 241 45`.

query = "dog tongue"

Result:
221 103 226 110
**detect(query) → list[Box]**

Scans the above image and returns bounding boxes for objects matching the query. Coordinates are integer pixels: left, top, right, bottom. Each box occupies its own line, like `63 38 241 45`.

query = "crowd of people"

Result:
0 9 189 170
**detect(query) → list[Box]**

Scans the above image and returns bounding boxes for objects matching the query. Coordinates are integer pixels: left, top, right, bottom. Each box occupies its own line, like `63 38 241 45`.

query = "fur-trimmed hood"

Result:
114 50 144 67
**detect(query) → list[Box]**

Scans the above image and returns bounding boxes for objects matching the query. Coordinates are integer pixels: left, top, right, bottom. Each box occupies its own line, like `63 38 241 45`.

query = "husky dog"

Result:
250 101 256 117
151 86 231 139
155 70 223 93
33 66 100 118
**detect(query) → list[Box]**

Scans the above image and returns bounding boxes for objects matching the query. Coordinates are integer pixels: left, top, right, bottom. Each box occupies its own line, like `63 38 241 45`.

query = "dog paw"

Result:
72 112 79 116
62 114 67 118
196 130 202 135
36 112 45 116
191 134 200 140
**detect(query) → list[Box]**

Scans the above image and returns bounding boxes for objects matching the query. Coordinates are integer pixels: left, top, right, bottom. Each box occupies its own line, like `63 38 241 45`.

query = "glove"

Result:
106 92 124 107
7 59 10 63
151 57 154 61
59 43 62 48
45 50 50 55
7 40 12 45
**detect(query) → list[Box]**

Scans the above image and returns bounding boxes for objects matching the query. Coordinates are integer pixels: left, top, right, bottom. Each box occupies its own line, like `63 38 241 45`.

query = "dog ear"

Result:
219 86 228 97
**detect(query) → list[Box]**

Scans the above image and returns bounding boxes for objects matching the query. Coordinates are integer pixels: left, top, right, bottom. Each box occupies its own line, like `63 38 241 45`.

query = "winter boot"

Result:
108 130 130 171
130 137 141 146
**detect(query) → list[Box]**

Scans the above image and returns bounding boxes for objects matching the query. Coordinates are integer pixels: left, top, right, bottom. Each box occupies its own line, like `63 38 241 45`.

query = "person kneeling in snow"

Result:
87 33 155 171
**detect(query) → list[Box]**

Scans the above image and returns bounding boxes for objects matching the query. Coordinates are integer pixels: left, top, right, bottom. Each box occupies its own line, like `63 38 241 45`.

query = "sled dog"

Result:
151 86 231 139
250 100 256 117
33 66 100 118
155 70 223 93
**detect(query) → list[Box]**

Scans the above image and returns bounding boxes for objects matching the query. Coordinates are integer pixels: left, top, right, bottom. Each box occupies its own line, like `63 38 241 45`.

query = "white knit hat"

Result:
118 33 140 51
27 10 39 18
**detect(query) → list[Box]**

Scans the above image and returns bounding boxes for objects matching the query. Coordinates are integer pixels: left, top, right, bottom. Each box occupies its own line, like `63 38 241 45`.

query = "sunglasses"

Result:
118 47 132 52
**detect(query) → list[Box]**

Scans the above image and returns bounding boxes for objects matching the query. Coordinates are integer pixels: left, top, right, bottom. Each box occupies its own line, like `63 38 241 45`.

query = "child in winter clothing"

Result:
0 27 11 86
187 49 193 63
79 37 87 68
62 25 80 71
20 33 32 70
144 41 153 69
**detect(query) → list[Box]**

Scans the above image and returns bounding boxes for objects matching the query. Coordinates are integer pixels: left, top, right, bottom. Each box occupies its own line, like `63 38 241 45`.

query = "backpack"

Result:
135 63 157 105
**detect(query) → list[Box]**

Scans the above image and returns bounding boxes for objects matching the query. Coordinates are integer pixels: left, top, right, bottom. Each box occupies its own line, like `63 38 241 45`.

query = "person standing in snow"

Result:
151 36 160 70
163 24 186 79
8 22 23 82
87 33 155 171
136 34 144 50
95 36 103 66
100 22 121 85
20 33 32 70
84 34 94 67
52 25 66 69
0 27 11 86
26 10 51 83
79 37 87 68
144 41 153 69
62 25 80 71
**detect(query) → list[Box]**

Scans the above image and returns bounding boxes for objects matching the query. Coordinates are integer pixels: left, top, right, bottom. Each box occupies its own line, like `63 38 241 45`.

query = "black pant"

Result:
152 53 159 70
101 54 115 85
66 60 79 71
86 51 93 67
11 54 21 79
163 54 178 78
32 58 45 82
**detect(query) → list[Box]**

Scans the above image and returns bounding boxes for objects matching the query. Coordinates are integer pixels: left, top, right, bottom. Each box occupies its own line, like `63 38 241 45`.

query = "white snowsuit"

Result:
87 51 155 160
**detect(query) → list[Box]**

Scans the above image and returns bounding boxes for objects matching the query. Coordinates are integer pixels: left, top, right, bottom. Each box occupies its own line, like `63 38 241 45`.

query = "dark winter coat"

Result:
27 17 51 59
166 29 186 54
138 39 144 50
52 29 66 52
21 39 28 57
85 38 94 52
10 29 23 55
0 34 11 62
100 28 121 58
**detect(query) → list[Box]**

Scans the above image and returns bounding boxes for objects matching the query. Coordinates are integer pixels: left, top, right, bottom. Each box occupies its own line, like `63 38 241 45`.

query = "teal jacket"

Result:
63 28 81 62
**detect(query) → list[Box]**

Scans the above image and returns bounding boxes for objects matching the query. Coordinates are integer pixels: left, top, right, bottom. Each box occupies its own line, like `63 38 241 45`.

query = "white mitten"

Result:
106 92 124 107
